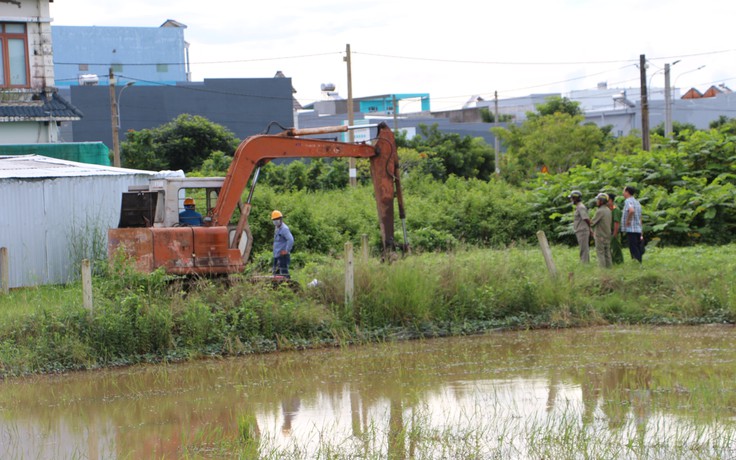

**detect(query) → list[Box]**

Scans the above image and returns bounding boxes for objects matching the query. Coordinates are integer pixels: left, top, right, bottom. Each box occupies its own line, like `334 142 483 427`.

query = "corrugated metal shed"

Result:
0 155 182 288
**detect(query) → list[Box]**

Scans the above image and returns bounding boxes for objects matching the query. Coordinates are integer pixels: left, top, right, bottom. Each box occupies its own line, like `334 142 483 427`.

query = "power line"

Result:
353 52 637 66
53 48 736 68
51 47 736 108
53 51 342 67
113 74 297 102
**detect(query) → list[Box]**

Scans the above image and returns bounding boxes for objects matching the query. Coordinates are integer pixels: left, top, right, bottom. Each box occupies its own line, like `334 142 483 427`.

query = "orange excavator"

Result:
108 122 408 275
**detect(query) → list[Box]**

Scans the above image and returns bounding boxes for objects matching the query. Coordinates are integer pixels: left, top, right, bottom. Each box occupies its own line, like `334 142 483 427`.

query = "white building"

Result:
0 0 81 144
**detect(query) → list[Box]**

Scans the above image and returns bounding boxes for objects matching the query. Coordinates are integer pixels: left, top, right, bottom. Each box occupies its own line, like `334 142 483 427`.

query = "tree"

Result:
399 124 496 181
651 121 697 140
479 108 515 123
494 112 606 184
529 96 582 119
121 114 240 172
490 95 609 184
192 151 232 176
709 116 736 135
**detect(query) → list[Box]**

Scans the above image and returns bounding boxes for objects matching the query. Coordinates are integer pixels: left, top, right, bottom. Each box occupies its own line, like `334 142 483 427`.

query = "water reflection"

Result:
0 325 734 458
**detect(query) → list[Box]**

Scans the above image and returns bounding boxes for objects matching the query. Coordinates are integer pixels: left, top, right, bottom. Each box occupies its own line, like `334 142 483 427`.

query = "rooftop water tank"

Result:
78 74 99 86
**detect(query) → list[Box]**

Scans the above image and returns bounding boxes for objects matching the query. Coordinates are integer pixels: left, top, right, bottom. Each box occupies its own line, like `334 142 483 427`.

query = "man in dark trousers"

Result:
607 193 624 265
621 186 644 263
271 210 294 278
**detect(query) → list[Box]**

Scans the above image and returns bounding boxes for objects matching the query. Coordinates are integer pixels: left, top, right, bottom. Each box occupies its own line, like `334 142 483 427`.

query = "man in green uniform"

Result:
569 190 591 263
591 193 613 268
607 193 624 265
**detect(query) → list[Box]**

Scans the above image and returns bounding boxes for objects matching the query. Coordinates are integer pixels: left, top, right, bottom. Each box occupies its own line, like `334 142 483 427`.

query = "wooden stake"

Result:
536 231 558 279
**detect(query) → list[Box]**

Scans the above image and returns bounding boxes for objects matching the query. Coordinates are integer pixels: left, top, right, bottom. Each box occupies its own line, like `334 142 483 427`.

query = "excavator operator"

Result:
179 197 204 226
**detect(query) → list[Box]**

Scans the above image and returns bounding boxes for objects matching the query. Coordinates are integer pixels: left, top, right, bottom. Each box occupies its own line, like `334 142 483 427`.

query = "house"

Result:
52 20 190 86
702 84 732 98
0 155 175 288
49 20 296 148
682 88 704 100
306 91 430 117
0 0 82 144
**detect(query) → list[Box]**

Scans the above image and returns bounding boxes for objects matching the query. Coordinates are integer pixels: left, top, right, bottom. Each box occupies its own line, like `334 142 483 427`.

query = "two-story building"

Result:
0 0 81 144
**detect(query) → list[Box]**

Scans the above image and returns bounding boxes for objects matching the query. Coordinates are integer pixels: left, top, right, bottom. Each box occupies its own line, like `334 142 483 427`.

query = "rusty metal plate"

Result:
108 228 154 272
192 227 242 270
151 227 194 271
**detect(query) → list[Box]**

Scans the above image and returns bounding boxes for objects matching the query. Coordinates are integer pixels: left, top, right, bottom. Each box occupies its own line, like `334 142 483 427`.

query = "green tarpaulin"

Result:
0 143 110 166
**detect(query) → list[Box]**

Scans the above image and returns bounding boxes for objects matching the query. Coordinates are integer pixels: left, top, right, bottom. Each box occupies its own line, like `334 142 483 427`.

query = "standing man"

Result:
271 210 294 278
607 193 624 265
591 193 613 268
621 186 644 263
569 190 591 263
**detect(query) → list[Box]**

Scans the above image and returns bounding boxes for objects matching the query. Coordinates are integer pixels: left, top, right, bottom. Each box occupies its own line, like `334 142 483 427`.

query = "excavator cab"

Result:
110 177 249 274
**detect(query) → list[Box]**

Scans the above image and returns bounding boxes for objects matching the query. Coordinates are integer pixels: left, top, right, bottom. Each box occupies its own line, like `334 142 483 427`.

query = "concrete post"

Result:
536 231 558 279
345 242 354 306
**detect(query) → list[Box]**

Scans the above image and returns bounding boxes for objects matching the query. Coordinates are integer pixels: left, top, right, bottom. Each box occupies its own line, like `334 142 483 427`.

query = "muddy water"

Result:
1 326 735 458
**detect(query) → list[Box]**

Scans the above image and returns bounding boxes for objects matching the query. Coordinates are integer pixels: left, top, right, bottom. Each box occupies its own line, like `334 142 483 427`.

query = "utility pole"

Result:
109 67 121 167
344 44 356 186
494 90 500 175
664 63 673 139
639 54 650 151
392 94 398 131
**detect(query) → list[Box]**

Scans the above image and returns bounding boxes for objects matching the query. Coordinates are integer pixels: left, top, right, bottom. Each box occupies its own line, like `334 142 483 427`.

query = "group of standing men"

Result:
571 186 644 267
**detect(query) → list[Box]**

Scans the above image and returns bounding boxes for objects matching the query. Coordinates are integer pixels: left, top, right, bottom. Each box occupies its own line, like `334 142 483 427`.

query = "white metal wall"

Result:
0 174 153 288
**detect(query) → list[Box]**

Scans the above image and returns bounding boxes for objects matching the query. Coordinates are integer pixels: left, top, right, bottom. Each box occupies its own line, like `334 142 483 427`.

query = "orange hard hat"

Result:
271 210 283 220
184 197 195 206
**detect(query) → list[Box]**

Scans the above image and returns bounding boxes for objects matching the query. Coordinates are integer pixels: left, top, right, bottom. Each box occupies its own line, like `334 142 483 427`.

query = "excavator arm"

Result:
212 121 406 263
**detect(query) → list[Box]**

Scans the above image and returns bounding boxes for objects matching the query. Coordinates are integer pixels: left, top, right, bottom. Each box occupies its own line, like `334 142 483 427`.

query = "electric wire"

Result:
53 47 736 108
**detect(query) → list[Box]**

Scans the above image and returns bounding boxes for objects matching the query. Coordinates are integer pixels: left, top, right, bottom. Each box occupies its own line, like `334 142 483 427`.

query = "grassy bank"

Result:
0 244 734 377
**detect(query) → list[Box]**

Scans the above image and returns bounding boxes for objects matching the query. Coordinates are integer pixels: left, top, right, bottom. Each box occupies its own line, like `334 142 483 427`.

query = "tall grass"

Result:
0 244 734 377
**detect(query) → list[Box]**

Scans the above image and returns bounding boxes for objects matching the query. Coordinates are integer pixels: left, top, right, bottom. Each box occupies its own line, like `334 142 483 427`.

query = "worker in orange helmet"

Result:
179 197 203 226
271 210 294 278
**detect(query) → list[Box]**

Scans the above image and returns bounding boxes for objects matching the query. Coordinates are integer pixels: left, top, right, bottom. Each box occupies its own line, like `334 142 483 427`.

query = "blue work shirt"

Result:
273 222 294 257
179 209 203 226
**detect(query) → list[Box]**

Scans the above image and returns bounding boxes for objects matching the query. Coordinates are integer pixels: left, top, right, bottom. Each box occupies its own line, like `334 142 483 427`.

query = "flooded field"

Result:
1 325 735 459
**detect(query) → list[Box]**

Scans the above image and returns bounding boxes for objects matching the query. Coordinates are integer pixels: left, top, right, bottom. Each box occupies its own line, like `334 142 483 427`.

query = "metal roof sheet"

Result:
0 154 173 179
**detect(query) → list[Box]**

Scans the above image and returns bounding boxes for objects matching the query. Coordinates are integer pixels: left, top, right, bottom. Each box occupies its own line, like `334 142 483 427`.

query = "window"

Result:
0 22 29 87
156 63 168 73
111 63 123 73
78 64 89 71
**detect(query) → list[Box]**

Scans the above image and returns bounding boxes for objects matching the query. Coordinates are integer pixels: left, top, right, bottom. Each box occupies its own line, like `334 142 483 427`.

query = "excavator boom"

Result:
108 122 406 275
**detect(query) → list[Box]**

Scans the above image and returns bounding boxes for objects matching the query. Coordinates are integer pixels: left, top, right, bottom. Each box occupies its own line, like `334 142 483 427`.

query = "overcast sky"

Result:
50 0 736 111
